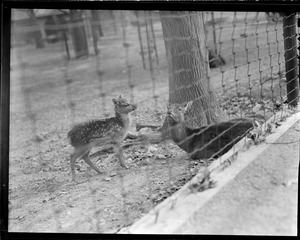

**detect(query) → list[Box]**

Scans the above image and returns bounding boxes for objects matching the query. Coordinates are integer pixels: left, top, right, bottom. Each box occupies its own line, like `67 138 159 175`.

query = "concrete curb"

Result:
120 107 300 234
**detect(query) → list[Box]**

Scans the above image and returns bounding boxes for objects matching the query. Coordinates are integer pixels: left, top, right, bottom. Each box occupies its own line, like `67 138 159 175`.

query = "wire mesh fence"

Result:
9 9 299 233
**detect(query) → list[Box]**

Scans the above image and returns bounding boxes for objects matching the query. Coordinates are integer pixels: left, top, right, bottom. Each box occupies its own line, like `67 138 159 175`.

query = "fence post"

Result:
298 17 300 89
283 13 299 107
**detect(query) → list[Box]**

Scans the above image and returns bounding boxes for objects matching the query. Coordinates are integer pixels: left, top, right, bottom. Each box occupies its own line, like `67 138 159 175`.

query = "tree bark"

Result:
134 11 228 144
160 11 227 128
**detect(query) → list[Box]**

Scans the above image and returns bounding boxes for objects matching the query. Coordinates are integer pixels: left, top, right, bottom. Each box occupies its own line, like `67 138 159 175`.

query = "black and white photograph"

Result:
2 1 299 236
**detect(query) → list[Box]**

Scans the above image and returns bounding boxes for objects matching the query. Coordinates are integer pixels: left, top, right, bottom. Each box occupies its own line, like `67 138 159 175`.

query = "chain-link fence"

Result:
9 9 299 233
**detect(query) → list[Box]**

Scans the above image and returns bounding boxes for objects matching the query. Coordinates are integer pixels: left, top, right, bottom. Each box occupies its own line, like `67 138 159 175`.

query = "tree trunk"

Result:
134 11 228 144
159 11 228 136
70 10 89 58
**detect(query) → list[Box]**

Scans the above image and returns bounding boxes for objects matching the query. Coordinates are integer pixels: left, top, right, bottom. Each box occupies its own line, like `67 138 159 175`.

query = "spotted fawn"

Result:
67 96 137 181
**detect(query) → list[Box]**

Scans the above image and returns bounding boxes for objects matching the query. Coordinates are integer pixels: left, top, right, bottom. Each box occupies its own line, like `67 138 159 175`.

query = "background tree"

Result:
134 11 228 143
160 11 227 129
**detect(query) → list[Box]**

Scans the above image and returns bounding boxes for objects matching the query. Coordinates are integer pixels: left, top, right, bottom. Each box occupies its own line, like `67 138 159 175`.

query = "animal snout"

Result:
167 110 175 118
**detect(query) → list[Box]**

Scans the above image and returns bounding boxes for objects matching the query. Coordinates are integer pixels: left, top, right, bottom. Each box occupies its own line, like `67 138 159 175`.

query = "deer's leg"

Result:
114 143 128 168
70 148 83 181
82 150 104 175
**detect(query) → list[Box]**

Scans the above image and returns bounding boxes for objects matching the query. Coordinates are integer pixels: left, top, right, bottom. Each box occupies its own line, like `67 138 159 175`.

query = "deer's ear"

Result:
167 101 171 109
118 95 122 99
184 101 193 111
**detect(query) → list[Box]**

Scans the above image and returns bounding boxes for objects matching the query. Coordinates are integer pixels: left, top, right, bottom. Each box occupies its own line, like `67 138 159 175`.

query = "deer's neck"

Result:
170 122 190 151
115 112 131 128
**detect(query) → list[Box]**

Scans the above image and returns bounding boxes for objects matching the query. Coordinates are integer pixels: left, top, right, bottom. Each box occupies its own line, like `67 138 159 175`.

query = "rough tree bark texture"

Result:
159 11 228 137
134 11 228 144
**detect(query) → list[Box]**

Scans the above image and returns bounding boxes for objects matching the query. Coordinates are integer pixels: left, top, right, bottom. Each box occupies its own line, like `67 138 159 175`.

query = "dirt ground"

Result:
8 11 289 233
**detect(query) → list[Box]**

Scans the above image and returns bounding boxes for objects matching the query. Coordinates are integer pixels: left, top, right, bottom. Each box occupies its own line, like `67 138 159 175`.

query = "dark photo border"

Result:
1 1 299 239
